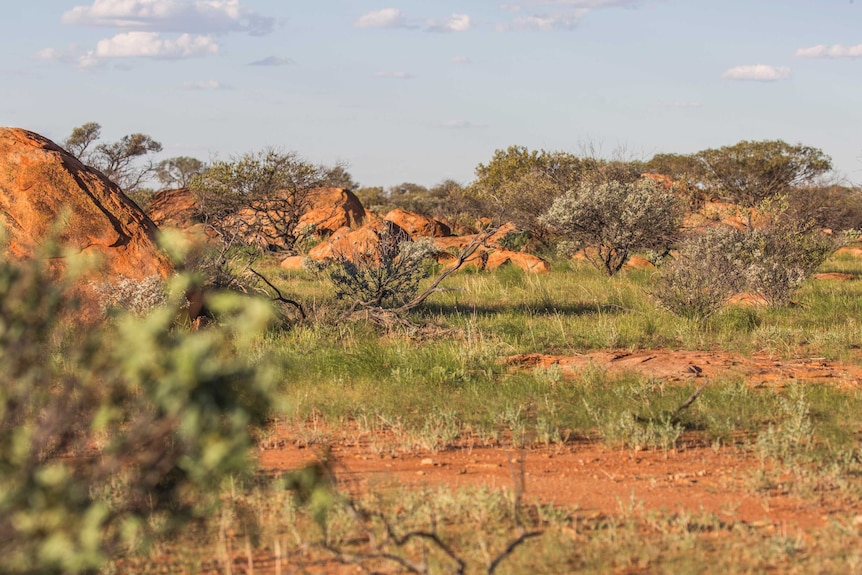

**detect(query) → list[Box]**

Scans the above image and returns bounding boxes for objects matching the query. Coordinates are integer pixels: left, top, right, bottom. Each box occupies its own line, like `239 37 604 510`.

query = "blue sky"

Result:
2 1 860 189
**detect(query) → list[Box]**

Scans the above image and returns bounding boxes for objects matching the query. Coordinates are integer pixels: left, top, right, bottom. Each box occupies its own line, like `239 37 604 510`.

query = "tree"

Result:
355 186 388 212
540 178 683 276
189 148 325 253
468 146 577 229
644 152 705 182
156 156 207 189
693 140 832 206
467 146 644 232
64 122 163 193
320 162 359 190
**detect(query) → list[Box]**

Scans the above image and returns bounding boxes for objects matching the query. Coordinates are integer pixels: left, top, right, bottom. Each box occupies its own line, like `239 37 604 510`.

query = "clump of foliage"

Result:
154 156 207 189
655 210 839 319
64 122 163 194
467 145 646 234
646 140 833 207
652 227 749 321
739 214 838 307
540 178 683 276
90 274 170 317
0 244 279 574
189 147 325 253
307 226 436 310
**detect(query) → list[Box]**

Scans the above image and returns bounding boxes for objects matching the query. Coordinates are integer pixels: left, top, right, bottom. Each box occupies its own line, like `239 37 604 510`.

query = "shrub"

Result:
740 220 838 307
0 249 279 573
655 215 840 319
540 178 683 276
90 274 170 317
652 227 748 321
189 148 324 253
308 228 436 310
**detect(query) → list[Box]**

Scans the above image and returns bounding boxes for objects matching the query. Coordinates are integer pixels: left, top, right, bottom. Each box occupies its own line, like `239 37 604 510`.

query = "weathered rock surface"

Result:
149 187 202 230
0 127 171 280
485 249 550 273
299 187 367 236
305 220 410 263
384 208 451 238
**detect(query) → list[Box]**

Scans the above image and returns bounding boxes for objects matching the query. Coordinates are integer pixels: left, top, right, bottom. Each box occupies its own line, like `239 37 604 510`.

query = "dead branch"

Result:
672 378 708 421
395 225 499 314
487 531 543 575
249 267 306 320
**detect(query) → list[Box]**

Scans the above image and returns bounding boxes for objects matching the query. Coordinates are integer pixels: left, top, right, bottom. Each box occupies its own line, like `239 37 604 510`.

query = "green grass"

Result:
120 250 862 572
258 252 862 450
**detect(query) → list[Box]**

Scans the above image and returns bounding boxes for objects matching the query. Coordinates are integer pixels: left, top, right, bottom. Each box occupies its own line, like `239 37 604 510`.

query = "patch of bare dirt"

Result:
504 349 862 389
258 427 829 532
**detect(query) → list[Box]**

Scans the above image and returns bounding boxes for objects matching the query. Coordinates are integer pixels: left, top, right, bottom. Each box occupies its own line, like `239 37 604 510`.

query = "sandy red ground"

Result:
259 348 862 532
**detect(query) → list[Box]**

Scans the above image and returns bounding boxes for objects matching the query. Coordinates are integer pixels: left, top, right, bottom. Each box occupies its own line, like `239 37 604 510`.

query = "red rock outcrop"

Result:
149 187 202 229
299 187 367 236
305 220 410 263
486 250 550 273
0 127 172 280
384 208 451 238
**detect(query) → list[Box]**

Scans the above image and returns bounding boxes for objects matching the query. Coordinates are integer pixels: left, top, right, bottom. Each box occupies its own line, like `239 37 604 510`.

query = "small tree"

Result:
540 178 683 276
190 148 325 253
653 227 749 321
467 146 586 230
155 156 207 189
740 215 838 307
320 161 358 190
64 122 163 193
694 140 832 206
655 209 840 319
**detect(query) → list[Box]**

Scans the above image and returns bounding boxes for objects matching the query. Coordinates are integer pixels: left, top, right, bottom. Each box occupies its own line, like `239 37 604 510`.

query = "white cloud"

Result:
374 71 415 79
248 55 294 66
428 13 472 32
722 65 791 82
499 0 647 31
796 43 862 59
62 0 275 36
94 31 218 58
354 8 407 29
505 13 582 30
183 79 223 90
451 55 471 63
34 48 63 61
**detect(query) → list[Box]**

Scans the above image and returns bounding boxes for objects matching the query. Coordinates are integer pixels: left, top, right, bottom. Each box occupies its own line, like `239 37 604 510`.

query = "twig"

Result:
249 267 306 320
396 225 499 314
487 531 543 575
672 378 709 421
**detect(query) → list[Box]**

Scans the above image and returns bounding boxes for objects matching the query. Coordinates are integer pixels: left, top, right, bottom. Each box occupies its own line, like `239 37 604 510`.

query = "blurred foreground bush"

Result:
0 241 279 573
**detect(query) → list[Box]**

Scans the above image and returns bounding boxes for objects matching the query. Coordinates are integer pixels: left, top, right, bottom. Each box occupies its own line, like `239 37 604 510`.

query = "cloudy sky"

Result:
2 1 861 188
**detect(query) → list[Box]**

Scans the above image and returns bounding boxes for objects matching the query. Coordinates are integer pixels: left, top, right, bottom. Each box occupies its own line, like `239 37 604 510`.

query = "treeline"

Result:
63 123 862 244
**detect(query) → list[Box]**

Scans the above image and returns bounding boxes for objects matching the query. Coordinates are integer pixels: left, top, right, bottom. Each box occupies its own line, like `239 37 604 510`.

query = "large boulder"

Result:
383 208 451 238
0 128 172 281
148 187 202 230
305 220 410 263
299 187 367 236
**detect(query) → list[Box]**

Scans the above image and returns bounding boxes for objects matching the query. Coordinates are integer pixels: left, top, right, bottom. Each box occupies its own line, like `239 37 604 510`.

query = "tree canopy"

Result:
64 122 163 193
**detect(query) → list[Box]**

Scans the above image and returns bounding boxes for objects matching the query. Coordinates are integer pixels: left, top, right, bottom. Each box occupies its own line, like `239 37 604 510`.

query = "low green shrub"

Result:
0 248 279 574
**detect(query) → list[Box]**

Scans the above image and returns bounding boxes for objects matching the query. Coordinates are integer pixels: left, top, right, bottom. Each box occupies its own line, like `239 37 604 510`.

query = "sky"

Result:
1 1 861 189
